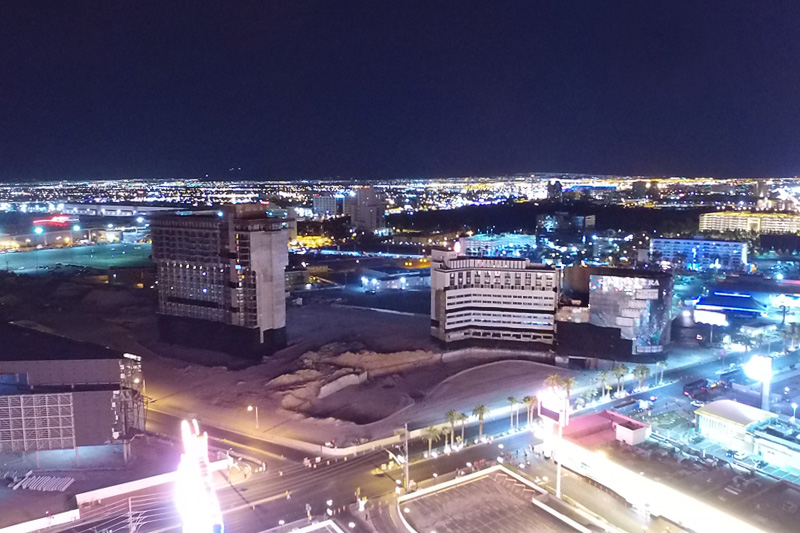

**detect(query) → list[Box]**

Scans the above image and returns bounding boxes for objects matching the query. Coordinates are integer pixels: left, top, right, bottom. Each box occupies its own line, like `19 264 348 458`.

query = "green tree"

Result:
545 373 563 391
656 360 667 385
633 364 651 390
561 377 576 408
458 412 469 443
473 405 490 439
597 370 610 398
422 425 442 456
613 364 628 394
445 410 459 447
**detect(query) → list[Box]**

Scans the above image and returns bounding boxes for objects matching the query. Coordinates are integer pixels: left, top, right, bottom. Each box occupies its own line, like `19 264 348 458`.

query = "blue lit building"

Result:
650 237 747 271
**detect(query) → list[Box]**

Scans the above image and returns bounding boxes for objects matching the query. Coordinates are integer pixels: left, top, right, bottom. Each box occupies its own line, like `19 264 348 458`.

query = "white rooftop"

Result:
695 399 778 427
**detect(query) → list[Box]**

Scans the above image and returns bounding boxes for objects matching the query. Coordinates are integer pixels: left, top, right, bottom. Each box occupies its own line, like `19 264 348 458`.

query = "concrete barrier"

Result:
318 372 368 399
0 510 80 533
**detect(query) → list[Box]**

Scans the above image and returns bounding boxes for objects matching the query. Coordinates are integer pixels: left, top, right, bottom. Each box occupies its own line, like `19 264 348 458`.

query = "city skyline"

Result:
4 2 800 181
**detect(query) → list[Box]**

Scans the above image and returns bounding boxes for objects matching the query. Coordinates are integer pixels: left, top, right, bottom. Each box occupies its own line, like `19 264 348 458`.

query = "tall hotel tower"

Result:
151 204 288 359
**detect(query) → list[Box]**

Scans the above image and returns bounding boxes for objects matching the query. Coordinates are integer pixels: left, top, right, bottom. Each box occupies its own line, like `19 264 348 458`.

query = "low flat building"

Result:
695 400 800 470
547 410 772 532
695 400 778 453
430 248 560 345
360 267 430 292
0 322 143 460
398 465 590 533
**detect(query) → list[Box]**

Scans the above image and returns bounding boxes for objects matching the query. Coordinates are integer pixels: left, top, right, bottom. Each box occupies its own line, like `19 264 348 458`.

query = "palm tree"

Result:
473 405 489 439
597 371 610 398
458 412 468 443
445 410 459 447
422 425 442 456
633 364 651 390
656 360 667 385
561 377 576 409
522 395 538 425
507 397 518 429
613 364 628 394
545 373 563 392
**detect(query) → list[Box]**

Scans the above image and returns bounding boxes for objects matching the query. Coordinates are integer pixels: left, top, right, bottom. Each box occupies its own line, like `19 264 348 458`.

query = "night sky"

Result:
2 1 800 181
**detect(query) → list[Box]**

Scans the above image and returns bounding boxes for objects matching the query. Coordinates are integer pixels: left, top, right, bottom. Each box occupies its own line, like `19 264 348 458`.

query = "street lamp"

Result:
744 355 773 411
247 405 259 429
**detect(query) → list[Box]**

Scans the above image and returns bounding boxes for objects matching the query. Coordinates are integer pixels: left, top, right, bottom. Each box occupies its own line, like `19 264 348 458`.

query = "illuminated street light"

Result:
247 405 259 429
744 355 773 411
33 226 44 235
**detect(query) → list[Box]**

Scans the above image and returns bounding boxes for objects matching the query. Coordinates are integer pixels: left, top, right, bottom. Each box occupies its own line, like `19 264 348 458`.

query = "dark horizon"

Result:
3 2 800 182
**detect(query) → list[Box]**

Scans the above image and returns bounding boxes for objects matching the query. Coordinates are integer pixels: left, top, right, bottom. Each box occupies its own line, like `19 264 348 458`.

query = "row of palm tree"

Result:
544 373 577 407
505 395 539 430
421 361 669 458
595 362 664 400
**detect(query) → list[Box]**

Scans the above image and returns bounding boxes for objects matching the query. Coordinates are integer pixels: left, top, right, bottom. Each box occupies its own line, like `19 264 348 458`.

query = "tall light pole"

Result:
744 355 773 411
247 405 259 429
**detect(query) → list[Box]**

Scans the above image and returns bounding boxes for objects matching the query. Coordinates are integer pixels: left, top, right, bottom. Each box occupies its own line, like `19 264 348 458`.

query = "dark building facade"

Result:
151 204 288 359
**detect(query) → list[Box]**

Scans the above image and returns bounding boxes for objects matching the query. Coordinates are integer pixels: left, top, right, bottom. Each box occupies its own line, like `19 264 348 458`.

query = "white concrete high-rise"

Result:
312 195 339 217
151 204 288 358
344 187 385 232
430 248 560 344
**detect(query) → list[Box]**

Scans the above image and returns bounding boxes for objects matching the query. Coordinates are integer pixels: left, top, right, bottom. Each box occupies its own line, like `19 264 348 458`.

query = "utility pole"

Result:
128 496 134 533
403 423 410 491
556 419 563 499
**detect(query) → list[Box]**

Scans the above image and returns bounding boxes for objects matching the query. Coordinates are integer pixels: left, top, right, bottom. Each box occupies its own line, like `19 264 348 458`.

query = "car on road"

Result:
725 449 737 458
734 451 748 461
691 400 705 407
754 460 768 469
689 434 704 444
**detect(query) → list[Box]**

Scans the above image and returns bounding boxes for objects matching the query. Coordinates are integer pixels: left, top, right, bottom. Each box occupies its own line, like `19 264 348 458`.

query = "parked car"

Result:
725 449 737 458
734 451 748 461
755 460 768 469
689 434 704 444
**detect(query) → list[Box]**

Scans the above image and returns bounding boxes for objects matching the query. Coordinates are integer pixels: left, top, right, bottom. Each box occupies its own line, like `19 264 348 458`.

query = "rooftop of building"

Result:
362 266 430 276
695 292 766 313
652 236 745 244
694 399 778 428
703 210 800 218
0 382 124 396
400 469 582 533
715 274 800 296
586 266 672 281
736 481 800 533
562 410 648 449
0 322 127 362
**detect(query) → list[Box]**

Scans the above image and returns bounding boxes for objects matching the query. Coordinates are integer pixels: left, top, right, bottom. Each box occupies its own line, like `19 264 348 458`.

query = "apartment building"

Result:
650 237 747 271
430 248 560 344
699 211 800 234
151 204 288 359
344 187 385 232
312 195 339 217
